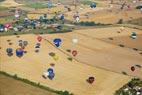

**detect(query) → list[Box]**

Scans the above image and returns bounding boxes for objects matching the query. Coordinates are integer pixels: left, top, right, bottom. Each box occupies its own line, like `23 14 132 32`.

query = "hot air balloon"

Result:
6 48 13 56
53 38 62 47
16 48 24 57
42 68 55 80
72 50 78 57
87 76 95 84
131 32 137 39
131 66 135 71
37 35 43 42
72 38 78 44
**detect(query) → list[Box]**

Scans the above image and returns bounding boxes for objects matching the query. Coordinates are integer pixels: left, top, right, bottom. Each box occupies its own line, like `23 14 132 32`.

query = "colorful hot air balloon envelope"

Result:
23 41 28 46
60 14 64 20
19 42 23 47
53 38 62 47
47 68 54 74
72 38 78 44
90 2 96 8
53 55 59 61
87 76 95 84
37 36 42 42
131 66 135 71
6 48 13 54
16 48 24 57
133 0 136 3
47 68 55 80
4 23 12 29
6 48 13 56
72 50 78 57
35 43 41 48
131 32 137 39
48 72 55 80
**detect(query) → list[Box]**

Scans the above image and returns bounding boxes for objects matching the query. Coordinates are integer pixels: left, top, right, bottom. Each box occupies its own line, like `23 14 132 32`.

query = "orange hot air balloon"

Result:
72 50 77 57
37 36 42 42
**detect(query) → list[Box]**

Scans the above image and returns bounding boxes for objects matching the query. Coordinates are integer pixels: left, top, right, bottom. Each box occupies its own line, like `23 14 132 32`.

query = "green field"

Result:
0 0 5 2
26 2 48 9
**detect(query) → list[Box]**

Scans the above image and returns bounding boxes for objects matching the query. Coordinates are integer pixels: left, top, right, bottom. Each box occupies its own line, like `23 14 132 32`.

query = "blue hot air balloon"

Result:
53 38 62 47
47 68 55 80
6 48 13 56
60 14 64 20
131 32 137 39
47 68 54 73
90 2 97 8
16 48 24 57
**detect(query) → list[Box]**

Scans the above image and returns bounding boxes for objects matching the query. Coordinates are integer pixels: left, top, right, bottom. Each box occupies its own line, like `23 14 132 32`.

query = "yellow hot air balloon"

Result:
53 54 59 61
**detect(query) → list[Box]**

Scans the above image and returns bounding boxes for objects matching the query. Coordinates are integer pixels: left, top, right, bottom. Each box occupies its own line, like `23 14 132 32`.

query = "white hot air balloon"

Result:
72 38 78 44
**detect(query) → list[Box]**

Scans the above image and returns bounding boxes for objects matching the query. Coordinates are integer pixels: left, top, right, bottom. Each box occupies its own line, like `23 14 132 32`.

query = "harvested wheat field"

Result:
64 0 142 24
25 0 142 24
0 0 23 7
101 34 142 50
0 74 57 95
0 34 132 95
42 26 142 79
0 0 142 95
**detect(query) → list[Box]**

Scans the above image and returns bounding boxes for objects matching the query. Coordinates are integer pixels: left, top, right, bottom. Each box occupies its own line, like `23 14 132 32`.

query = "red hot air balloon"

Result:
4 23 12 29
131 66 135 71
37 36 42 42
72 50 77 57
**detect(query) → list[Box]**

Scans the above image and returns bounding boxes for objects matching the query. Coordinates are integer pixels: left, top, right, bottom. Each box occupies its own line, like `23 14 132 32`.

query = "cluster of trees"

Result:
79 21 96 26
81 0 95 5
115 78 142 95
76 21 110 26
0 0 4 2
26 2 55 9
39 13 65 24
136 5 142 9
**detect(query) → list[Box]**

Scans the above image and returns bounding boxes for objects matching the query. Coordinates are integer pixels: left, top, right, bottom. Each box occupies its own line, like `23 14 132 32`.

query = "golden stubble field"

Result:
0 0 23 7
0 32 132 95
26 0 142 24
0 0 142 95
42 27 142 79
1 0 141 24
0 74 57 95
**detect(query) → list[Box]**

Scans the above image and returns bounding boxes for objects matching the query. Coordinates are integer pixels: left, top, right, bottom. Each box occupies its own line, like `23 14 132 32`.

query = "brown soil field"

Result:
0 74 57 95
0 34 131 95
